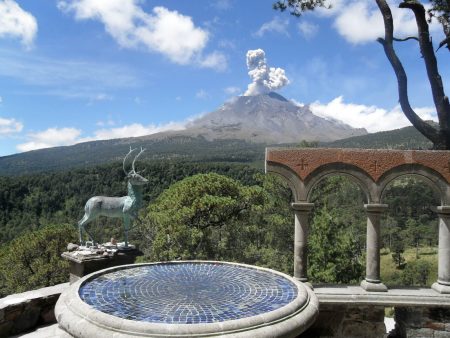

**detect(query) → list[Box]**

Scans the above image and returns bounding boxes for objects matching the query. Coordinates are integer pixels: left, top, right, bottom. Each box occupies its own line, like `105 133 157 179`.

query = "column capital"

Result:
436 206 450 215
291 202 314 212
364 203 388 213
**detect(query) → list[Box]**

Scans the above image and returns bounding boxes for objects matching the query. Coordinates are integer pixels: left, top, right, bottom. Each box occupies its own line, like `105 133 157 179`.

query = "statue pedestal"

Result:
62 246 142 284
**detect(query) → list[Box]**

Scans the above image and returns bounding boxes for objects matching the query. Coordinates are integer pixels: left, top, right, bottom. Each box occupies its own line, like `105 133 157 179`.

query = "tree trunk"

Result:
375 0 450 149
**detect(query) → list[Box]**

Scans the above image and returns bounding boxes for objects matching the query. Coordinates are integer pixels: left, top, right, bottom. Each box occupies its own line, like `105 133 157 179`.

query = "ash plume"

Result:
244 49 289 96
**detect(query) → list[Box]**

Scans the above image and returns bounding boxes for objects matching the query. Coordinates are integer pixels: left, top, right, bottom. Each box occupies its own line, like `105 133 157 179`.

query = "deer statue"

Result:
77 147 148 248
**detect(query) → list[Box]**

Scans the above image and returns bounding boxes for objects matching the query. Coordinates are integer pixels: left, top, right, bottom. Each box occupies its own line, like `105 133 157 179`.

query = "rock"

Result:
67 243 79 252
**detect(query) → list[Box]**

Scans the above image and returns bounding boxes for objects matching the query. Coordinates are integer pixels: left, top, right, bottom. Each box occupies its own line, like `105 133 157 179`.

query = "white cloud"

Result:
333 1 440 44
88 122 185 140
17 127 81 152
0 0 37 48
298 21 318 40
224 86 240 95
254 16 289 37
212 0 232 10
0 116 22 135
58 0 215 67
198 51 227 71
196 89 209 99
309 96 437 132
244 49 290 96
0 48 139 93
16 121 188 152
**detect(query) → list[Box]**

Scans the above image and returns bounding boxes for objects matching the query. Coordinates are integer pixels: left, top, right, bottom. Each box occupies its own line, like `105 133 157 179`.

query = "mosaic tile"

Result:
79 262 298 324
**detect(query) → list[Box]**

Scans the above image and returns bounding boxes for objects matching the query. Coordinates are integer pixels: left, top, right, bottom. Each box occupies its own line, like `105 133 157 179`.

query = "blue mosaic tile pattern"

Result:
79 262 298 324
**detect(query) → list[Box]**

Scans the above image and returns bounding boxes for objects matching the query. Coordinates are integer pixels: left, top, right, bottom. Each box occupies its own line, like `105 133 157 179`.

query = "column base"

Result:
432 282 450 294
361 279 388 292
294 277 314 290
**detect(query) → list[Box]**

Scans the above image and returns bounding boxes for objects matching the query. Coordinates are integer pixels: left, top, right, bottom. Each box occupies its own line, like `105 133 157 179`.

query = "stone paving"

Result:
79 262 298 324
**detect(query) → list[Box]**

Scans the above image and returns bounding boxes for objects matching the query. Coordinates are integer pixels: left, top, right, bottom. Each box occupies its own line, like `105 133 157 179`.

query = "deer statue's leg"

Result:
123 216 130 248
78 214 96 245
77 214 89 245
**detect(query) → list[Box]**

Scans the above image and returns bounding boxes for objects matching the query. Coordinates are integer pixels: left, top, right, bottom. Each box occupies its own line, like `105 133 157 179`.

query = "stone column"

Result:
361 203 388 292
291 202 314 284
432 206 450 294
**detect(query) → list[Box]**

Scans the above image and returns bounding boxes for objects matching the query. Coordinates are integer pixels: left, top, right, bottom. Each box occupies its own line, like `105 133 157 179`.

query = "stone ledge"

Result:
314 285 450 307
0 283 68 309
0 283 68 337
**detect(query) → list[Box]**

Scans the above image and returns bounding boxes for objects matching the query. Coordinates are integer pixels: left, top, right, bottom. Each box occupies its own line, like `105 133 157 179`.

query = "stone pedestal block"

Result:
62 248 142 283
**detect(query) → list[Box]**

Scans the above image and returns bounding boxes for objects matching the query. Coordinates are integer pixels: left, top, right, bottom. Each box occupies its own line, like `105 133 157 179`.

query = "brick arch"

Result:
304 163 373 203
266 148 450 203
265 162 305 201
378 164 449 205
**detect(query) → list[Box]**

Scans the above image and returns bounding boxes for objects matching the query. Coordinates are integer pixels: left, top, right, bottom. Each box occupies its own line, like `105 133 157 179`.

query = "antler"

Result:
123 147 137 175
132 147 146 173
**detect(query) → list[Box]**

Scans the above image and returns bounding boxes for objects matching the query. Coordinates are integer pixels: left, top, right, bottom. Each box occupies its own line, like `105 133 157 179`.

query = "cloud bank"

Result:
314 0 441 44
309 96 436 133
0 116 23 135
17 121 186 152
244 49 289 96
0 0 37 48
58 0 226 70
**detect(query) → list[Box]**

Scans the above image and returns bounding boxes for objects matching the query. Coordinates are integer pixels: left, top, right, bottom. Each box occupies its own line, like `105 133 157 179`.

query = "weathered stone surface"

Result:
66 243 79 252
395 307 450 338
435 331 450 338
301 304 385 338
12 303 40 333
0 321 13 337
0 283 68 337
405 328 434 337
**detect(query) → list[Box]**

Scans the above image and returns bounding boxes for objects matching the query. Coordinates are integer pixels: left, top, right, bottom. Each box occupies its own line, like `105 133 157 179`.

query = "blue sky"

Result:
0 0 448 156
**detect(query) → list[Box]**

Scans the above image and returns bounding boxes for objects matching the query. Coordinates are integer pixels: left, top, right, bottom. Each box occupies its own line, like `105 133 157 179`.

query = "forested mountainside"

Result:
0 124 433 176
325 125 433 149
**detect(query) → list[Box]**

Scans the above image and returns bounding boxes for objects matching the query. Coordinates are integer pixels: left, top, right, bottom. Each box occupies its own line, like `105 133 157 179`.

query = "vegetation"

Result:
274 0 450 149
0 161 259 245
0 224 77 297
0 158 441 296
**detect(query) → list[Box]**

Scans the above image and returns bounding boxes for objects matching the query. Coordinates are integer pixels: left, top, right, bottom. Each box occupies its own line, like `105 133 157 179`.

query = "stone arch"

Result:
265 162 306 201
379 164 449 205
304 163 374 203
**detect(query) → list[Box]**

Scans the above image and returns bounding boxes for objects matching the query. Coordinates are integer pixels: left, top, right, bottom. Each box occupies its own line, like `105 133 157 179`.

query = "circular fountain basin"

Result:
55 261 318 337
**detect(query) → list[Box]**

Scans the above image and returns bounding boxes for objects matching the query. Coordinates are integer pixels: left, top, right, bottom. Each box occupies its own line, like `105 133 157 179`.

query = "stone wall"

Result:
0 283 67 337
300 304 386 338
394 307 450 338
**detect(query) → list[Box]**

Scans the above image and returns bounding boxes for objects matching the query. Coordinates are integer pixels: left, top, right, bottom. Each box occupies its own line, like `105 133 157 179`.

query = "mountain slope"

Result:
182 92 367 143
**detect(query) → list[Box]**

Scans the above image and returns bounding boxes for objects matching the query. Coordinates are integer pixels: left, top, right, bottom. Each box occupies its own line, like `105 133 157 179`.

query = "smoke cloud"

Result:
244 49 289 96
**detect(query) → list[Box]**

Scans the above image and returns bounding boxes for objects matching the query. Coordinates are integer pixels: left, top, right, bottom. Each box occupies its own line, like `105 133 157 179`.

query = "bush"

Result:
401 260 432 286
0 224 77 297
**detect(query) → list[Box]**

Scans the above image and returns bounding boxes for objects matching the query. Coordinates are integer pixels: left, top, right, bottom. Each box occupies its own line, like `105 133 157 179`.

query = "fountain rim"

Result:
55 260 319 337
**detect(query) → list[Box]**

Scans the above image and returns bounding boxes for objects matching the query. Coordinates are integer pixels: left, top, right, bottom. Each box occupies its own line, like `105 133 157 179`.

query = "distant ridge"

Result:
324 125 432 150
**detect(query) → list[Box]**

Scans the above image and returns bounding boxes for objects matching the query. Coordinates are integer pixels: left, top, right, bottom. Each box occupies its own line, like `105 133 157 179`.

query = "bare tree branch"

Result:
375 0 440 145
393 36 419 42
400 1 450 148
